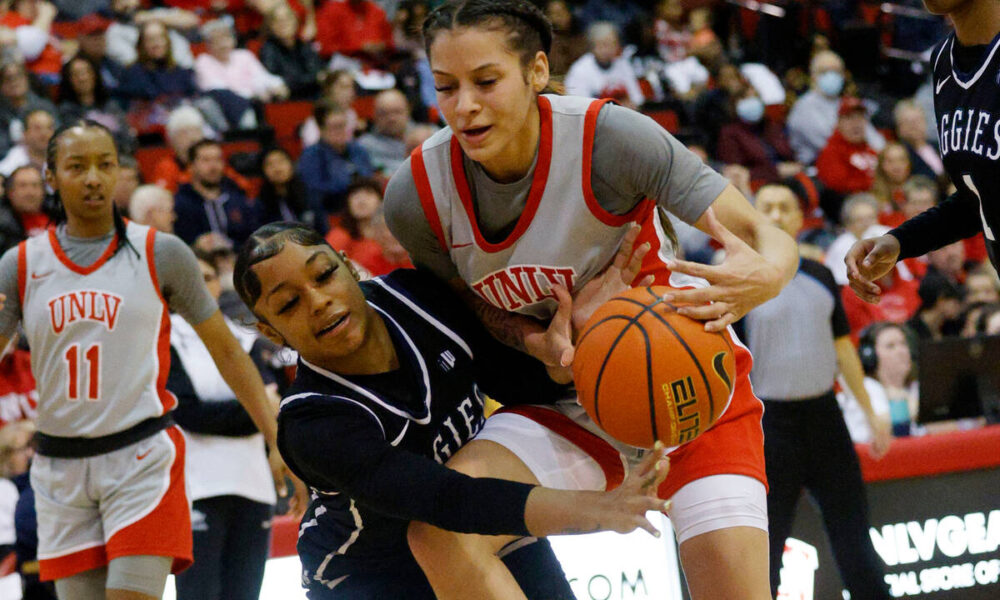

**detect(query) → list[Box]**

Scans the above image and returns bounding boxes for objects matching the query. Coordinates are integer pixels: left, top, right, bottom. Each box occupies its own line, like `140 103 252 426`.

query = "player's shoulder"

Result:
362 269 471 329
930 33 955 74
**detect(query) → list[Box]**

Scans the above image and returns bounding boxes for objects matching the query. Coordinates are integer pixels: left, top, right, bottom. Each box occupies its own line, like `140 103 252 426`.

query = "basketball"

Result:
572 286 736 448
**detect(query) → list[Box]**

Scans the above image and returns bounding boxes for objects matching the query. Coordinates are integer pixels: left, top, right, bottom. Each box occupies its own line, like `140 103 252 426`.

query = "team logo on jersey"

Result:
47 289 124 334
471 265 577 311
438 350 456 372
938 109 1000 159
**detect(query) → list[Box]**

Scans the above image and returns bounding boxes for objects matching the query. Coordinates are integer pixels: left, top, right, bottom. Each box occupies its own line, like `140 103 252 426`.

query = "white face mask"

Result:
736 97 765 124
817 71 844 97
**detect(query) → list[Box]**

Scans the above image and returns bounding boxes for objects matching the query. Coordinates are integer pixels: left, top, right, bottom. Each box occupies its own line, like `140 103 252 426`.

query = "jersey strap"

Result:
410 145 449 253
448 96 554 253
582 99 652 227
16 240 26 304
145 227 176 414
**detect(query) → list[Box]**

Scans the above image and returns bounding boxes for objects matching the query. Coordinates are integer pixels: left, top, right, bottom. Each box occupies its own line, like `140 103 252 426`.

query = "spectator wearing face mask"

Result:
716 86 797 183
787 51 885 165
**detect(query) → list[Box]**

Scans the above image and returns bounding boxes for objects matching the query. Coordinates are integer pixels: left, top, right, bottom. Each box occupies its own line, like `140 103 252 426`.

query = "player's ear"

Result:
529 51 550 94
255 321 286 347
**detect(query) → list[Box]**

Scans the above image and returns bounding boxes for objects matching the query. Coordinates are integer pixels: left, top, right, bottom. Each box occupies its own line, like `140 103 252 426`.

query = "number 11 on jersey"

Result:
64 343 101 402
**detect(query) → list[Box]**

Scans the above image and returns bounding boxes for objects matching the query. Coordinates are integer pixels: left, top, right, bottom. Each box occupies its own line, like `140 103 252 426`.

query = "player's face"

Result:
46 127 119 229
755 186 803 238
874 327 912 380
252 243 371 365
430 27 549 179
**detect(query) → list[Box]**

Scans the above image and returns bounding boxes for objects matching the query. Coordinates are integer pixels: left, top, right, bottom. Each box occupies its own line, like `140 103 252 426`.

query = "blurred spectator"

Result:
0 165 44 254
299 70 360 147
325 178 412 276
174 139 260 246
168 253 276 600
57 57 134 155
871 142 912 227
545 0 587 77
0 0 60 82
0 108 49 177
404 123 435 154
0 419 33 600
787 51 885 165
826 193 886 285
153 106 251 194
716 86 796 184
893 98 944 181
816 97 879 196
390 0 427 53
260 3 322 99
653 0 689 63
195 18 288 103
964 266 1000 305
297 101 374 218
0 59 56 156
106 0 197 69
692 63 745 156
925 240 967 285
0 420 32 480
74 15 124 93
153 105 208 192
117 21 198 105
191 231 247 319
743 182 892 600
901 175 939 223
257 147 322 233
358 89 417 175
576 0 642 31
976 303 1000 335
908 273 964 340
129 184 176 233
565 22 644 109
840 322 917 441
315 0 393 61
112 154 141 213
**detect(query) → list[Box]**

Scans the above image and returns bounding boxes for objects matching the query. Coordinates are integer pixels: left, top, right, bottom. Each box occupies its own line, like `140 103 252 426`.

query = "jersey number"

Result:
64 343 101 402
963 174 995 241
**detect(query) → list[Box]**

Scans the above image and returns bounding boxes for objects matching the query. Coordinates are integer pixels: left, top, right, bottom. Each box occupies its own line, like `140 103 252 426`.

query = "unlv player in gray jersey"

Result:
847 0 1000 298
0 121 301 600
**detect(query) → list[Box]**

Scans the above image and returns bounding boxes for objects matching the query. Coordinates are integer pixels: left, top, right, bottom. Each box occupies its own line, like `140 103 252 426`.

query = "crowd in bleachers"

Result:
0 0 996 597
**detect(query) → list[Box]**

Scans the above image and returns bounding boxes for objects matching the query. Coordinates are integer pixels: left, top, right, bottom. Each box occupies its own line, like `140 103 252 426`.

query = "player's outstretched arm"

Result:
663 186 798 331
523 443 670 538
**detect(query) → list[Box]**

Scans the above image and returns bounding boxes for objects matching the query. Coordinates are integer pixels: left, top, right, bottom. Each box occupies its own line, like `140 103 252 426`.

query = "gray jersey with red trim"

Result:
386 97 728 294
411 95 650 319
19 222 176 438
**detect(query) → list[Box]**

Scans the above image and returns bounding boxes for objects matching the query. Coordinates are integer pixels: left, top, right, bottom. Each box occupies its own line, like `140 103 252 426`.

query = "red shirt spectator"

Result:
840 266 921 341
0 13 61 78
0 348 37 427
316 0 393 59
816 98 878 195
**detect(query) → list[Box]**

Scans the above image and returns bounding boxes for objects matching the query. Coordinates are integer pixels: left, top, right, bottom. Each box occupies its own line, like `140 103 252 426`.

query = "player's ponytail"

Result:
45 119 137 259
423 0 562 94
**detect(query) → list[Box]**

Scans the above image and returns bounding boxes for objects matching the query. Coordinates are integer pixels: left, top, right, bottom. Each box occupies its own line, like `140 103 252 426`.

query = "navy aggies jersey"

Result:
927 32 1000 266
276 270 569 593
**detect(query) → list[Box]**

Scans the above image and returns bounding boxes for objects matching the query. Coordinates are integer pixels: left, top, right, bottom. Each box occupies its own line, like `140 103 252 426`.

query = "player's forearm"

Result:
524 488 608 537
214 349 278 447
458 285 544 355
752 219 799 291
834 336 877 421
889 191 982 259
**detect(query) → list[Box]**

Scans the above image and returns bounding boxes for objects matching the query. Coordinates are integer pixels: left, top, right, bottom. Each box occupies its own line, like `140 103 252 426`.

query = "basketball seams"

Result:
638 322 657 445
591 315 645 428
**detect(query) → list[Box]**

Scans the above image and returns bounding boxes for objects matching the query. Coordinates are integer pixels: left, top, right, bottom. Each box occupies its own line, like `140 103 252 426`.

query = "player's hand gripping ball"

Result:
572 286 735 448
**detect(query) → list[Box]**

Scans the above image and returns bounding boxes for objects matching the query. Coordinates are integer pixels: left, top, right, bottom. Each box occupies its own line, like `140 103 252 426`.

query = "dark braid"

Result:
46 119 138 258
423 0 553 68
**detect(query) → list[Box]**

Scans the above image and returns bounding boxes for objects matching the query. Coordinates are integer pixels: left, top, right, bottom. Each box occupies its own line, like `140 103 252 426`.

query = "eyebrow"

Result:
64 153 116 160
432 63 501 76
266 250 328 298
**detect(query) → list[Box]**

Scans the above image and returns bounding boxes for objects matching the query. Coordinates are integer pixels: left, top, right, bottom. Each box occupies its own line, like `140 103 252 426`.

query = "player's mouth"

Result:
82 195 105 208
460 125 492 145
315 312 350 339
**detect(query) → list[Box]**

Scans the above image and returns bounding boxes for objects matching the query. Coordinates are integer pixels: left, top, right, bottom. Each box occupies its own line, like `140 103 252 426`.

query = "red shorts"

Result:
33 426 193 581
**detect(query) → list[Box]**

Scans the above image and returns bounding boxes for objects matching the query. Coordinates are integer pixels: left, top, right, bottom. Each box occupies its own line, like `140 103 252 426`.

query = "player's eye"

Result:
477 79 497 88
278 296 299 315
434 84 454 93
316 266 336 282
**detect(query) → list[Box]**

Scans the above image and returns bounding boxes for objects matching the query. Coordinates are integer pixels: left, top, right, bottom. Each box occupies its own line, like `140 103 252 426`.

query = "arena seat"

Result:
264 101 313 140
644 109 680 133
134 146 174 183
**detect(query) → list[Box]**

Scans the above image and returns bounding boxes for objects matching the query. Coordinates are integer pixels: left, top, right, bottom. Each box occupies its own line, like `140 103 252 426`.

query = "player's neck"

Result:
478 102 541 184
950 1 1000 46
64 215 115 239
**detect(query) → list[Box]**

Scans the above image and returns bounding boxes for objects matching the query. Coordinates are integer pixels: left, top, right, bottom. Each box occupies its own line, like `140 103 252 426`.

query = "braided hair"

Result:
423 0 554 76
46 119 137 258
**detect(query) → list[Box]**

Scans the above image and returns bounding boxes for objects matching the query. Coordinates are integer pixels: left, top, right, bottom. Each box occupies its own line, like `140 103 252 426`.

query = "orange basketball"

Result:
572 286 736 448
